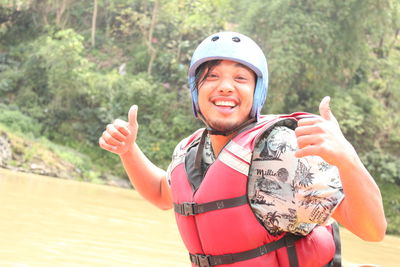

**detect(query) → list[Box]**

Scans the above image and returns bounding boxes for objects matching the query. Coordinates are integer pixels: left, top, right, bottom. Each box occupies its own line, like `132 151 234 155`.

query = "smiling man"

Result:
196 60 255 130
99 32 386 267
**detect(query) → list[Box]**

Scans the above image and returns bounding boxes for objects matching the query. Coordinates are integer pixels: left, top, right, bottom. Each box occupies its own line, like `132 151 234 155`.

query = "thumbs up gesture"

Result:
295 97 356 167
99 105 139 156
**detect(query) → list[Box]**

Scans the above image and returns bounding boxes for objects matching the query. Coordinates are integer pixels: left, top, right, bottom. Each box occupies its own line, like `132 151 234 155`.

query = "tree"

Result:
91 0 98 47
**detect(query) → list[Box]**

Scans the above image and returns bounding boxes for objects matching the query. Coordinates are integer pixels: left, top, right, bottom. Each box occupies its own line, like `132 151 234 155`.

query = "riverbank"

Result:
0 123 131 188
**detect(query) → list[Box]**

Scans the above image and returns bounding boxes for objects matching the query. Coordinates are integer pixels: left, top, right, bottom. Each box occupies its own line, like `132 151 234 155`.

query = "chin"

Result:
207 119 242 132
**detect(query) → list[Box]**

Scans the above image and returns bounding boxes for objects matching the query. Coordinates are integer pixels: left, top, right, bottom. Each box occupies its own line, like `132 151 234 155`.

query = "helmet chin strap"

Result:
194 114 257 171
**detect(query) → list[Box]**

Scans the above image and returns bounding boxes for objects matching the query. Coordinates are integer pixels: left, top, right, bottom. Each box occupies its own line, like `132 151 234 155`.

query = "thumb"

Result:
128 105 138 126
319 96 333 121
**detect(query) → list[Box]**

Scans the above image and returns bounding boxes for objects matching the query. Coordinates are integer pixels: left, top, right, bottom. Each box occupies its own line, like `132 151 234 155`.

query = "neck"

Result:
210 134 233 157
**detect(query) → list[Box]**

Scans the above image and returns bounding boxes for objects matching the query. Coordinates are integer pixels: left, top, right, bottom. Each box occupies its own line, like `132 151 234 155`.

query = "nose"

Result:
217 78 234 94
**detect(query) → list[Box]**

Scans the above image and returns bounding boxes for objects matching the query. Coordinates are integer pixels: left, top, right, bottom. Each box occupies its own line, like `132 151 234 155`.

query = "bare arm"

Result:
120 143 172 210
331 145 386 241
99 105 172 210
295 97 386 241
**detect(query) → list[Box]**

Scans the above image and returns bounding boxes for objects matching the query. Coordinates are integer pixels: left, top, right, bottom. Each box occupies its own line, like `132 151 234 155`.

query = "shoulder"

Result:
166 128 204 186
257 115 298 138
257 125 297 149
252 125 298 162
169 128 204 168
172 128 204 160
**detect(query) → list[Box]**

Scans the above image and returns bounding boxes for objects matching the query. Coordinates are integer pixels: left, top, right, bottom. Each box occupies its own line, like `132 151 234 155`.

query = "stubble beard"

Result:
203 117 244 132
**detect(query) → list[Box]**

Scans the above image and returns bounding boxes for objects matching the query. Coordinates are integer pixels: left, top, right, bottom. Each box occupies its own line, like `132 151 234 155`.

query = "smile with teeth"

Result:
213 100 236 108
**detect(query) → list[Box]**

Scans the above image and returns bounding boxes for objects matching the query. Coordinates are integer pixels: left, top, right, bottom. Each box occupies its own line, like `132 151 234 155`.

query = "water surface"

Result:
0 168 398 266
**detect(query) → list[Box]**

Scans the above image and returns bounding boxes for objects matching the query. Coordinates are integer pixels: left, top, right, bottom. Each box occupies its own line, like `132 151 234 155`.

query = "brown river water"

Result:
1 168 399 267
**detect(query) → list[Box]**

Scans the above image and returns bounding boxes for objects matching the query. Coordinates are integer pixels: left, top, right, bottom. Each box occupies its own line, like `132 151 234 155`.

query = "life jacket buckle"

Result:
192 254 212 267
182 202 196 216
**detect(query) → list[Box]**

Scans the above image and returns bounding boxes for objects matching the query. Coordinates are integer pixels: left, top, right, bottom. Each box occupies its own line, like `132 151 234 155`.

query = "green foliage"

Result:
0 104 42 137
0 53 21 96
378 183 400 236
362 150 400 185
238 0 397 113
88 70 199 168
0 5 43 47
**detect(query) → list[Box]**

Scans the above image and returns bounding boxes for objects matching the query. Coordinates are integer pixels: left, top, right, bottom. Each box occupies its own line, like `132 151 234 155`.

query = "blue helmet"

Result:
188 31 268 119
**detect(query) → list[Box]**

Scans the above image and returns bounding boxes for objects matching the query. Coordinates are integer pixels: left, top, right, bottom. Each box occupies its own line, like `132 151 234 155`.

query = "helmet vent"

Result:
232 36 241 42
211 36 219 41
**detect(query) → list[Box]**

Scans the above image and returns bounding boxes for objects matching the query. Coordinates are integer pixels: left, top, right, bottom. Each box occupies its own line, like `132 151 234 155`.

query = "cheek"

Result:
243 87 255 106
197 84 213 102
197 90 206 106
197 89 210 111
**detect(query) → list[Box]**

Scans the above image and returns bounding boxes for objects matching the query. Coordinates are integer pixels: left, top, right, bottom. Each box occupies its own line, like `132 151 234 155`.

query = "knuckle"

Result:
115 119 127 127
297 138 306 149
108 124 120 135
314 135 323 143
103 132 114 142
319 144 328 154
296 136 303 146
115 123 128 133
315 124 324 133
296 120 306 127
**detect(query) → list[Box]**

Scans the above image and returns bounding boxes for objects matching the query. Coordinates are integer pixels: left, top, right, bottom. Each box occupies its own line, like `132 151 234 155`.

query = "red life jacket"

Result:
169 113 340 267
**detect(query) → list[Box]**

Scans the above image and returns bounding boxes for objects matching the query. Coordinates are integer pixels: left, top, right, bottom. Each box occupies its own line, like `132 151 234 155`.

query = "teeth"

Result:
214 101 236 107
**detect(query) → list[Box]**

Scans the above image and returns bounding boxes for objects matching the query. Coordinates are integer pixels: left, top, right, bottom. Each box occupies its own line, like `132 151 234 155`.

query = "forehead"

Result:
210 60 255 74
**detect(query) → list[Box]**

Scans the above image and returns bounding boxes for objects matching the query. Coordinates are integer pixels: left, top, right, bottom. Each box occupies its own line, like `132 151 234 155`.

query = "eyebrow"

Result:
235 62 253 73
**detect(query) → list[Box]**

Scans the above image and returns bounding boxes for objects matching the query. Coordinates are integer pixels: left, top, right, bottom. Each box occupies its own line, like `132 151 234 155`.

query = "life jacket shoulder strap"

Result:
324 222 342 267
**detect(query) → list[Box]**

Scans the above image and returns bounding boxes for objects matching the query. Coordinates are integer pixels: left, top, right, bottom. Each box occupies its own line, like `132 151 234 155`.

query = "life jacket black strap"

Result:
324 222 342 267
189 233 303 267
285 233 300 267
174 195 248 216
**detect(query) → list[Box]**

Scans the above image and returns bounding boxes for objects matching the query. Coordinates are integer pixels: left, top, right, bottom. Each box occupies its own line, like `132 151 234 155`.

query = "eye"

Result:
235 74 250 82
205 72 218 80
204 73 218 81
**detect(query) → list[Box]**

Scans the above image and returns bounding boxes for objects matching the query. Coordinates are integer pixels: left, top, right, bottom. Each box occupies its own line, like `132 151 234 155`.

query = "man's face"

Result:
198 60 256 132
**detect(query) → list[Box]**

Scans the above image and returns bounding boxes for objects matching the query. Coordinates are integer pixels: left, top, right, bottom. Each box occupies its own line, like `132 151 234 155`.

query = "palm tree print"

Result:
295 160 315 187
262 211 282 234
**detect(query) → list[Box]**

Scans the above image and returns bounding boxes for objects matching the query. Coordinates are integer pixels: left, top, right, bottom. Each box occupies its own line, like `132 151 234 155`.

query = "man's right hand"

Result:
99 105 139 156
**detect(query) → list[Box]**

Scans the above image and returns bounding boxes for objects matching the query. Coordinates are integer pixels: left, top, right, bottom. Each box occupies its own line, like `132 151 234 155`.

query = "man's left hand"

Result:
294 96 356 167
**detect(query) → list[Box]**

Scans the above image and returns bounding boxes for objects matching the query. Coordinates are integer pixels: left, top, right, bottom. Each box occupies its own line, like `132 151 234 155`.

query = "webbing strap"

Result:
285 234 299 267
324 222 342 267
331 222 342 267
174 195 248 216
189 234 303 267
